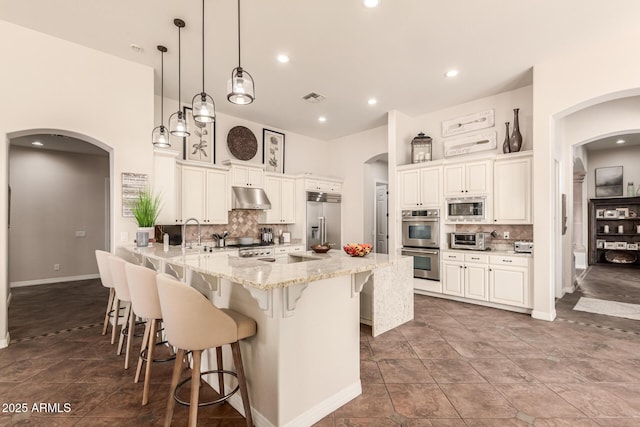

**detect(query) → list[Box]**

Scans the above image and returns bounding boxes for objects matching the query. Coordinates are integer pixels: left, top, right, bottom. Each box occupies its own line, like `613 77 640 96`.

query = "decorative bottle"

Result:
502 122 511 154
627 182 635 197
509 108 523 153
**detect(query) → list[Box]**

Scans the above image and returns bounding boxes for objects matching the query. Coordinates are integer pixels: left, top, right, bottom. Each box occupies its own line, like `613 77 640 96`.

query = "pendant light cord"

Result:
160 50 164 125
201 0 205 91
178 25 182 113
237 0 241 68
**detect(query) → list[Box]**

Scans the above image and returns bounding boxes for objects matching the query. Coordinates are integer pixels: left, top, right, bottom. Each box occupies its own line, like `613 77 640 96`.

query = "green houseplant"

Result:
131 189 161 243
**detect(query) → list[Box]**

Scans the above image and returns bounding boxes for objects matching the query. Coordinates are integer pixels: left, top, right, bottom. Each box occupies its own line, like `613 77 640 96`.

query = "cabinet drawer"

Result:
464 253 489 264
489 255 529 267
442 252 464 262
290 245 304 253
274 247 289 254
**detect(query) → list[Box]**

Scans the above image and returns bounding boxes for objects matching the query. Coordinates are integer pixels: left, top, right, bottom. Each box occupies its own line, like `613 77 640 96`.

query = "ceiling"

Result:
2 0 640 141
585 133 640 152
11 134 109 156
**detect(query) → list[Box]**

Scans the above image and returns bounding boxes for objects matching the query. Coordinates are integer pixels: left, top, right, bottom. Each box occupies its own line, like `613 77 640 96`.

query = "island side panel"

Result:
372 256 414 337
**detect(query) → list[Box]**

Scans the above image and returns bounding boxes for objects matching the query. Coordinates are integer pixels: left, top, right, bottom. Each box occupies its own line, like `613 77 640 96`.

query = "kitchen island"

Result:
120 245 413 427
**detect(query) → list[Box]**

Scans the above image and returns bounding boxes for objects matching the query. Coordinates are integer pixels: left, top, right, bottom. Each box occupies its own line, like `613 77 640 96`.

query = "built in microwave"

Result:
445 197 486 222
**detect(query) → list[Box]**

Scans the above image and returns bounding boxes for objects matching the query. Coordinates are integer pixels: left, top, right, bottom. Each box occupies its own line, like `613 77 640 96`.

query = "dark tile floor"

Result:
2 266 640 426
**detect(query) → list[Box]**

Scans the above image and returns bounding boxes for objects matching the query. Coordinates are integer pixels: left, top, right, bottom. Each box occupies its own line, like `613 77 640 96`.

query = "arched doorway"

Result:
7 130 113 342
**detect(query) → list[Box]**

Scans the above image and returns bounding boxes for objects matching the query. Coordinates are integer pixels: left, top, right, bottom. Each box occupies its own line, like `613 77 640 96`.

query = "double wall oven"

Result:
401 209 440 281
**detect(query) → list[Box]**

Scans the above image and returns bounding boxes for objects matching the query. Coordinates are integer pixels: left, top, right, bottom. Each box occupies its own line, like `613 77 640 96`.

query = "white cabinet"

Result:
398 166 442 208
181 166 228 224
305 179 341 193
231 164 264 188
444 160 493 197
441 252 489 301
493 154 532 224
153 150 182 224
262 175 296 224
489 255 531 308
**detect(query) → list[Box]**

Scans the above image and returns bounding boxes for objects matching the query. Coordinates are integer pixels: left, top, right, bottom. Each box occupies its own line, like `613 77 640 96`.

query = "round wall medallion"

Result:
227 126 257 160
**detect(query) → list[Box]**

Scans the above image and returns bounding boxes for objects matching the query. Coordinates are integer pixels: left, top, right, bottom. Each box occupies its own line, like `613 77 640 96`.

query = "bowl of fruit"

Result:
343 243 372 257
310 243 332 254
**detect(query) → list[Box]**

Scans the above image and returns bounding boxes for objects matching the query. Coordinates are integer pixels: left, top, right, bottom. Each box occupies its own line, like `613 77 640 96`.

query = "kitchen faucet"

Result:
182 218 201 251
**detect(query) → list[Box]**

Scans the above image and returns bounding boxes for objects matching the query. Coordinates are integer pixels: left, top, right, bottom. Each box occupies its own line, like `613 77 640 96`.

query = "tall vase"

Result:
503 122 511 154
509 108 523 153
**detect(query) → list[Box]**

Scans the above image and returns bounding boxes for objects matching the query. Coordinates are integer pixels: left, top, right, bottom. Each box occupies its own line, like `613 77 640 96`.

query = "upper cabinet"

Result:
398 166 442 209
262 174 296 224
181 165 228 224
305 179 342 193
153 150 181 224
230 163 264 188
444 160 493 197
493 153 532 224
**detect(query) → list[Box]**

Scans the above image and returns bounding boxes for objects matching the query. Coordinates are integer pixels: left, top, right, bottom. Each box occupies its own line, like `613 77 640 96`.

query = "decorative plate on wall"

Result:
227 126 258 160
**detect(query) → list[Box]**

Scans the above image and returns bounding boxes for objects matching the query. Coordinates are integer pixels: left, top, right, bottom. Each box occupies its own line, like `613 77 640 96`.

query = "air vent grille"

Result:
302 92 326 103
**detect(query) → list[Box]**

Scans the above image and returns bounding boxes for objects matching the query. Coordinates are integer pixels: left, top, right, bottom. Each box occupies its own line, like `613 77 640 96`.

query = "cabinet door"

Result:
231 166 249 187
205 169 228 224
153 153 178 224
464 263 489 301
175 164 182 223
181 166 206 220
263 176 282 223
280 178 296 223
248 167 264 187
442 261 465 297
420 167 442 207
444 164 465 196
465 161 492 195
494 157 531 224
489 265 530 308
399 170 422 208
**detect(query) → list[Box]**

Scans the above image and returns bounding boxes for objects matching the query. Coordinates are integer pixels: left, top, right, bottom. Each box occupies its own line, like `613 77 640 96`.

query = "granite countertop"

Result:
125 245 406 290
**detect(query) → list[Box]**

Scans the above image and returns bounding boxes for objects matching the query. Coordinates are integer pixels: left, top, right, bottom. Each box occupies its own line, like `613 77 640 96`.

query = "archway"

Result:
363 153 389 253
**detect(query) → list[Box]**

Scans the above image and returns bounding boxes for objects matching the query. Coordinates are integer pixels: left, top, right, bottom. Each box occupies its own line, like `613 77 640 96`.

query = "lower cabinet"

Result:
441 251 531 308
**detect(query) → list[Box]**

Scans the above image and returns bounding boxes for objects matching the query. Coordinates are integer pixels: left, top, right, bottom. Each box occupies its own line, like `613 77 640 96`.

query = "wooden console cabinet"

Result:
588 196 640 266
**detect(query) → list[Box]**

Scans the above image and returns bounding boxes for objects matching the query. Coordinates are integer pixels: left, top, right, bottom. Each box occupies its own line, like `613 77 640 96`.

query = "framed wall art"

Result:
121 172 148 217
183 106 215 165
263 129 285 173
595 166 623 197
443 131 496 158
442 109 494 137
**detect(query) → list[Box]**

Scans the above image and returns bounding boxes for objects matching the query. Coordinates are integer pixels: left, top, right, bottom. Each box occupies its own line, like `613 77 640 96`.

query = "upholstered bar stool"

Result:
95 250 122 343
125 262 173 405
108 255 136 369
156 274 257 427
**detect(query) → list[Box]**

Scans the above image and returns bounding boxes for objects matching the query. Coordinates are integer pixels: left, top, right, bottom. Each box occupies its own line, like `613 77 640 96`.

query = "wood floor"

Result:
2 268 640 426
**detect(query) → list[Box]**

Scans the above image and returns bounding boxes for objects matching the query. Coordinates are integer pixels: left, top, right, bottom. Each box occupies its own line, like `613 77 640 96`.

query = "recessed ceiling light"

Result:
616 139 626 144
31 141 43 146
318 116 327 123
368 98 377 105
445 69 459 78
363 0 380 7
277 54 290 63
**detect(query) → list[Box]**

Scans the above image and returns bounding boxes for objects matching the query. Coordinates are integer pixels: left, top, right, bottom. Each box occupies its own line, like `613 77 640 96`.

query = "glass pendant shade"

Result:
192 92 215 123
152 125 170 148
227 67 255 105
169 110 189 137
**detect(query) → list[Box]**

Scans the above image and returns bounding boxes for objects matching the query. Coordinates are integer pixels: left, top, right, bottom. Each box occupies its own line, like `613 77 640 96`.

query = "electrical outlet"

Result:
75 230 86 237
503 231 510 239
121 232 129 242
53 264 60 271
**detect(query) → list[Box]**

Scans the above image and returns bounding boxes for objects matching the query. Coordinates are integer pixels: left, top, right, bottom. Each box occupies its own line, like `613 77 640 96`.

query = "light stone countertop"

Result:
442 248 533 258
124 245 407 290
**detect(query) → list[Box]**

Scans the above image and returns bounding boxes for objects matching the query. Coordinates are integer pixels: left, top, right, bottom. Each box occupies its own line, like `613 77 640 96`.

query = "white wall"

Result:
586 145 640 198
0 20 154 347
533 28 640 321
9 147 109 285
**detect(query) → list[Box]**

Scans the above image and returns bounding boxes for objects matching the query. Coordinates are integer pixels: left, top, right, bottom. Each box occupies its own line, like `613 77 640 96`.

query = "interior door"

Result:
376 184 388 253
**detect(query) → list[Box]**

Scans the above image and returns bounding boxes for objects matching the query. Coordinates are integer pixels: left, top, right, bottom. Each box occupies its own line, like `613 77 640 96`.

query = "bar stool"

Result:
95 250 121 343
108 255 136 369
156 274 256 427
125 262 172 405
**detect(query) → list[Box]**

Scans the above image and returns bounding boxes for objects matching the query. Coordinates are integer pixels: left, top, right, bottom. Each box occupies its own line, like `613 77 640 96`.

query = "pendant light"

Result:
169 18 190 137
152 45 170 147
227 0 255 105
191 0 215 123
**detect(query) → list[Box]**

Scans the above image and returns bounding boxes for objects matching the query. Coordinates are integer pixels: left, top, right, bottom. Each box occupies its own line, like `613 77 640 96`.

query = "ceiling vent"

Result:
302 92 326 103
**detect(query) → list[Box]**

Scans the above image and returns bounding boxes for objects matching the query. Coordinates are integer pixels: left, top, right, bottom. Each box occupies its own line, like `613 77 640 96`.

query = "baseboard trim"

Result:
0 332 10 349
10 274 100 288
414 289 533 315
531 309 557 321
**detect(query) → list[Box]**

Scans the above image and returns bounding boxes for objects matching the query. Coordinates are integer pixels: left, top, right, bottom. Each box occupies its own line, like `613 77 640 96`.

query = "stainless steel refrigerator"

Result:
306 192 342 249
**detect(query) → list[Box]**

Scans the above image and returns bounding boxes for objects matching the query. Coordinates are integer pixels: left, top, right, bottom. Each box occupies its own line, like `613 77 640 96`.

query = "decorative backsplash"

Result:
454 224 533 251
156 209 289 244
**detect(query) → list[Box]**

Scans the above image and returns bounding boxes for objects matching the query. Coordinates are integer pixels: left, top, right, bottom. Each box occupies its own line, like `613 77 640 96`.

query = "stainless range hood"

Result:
232 186 272 210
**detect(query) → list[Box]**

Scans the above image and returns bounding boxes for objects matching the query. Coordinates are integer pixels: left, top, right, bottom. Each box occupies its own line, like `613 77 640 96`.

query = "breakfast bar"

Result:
121 245 413 427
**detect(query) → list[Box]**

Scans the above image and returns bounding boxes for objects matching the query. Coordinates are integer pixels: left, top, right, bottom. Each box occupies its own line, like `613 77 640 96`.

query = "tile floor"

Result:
2 266 640 426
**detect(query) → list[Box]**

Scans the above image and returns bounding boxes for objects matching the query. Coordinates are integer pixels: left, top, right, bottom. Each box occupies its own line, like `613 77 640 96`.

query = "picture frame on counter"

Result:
616 207 629 219
595 209 605 219
441 109 494 137
596 239 605 249
183 106 216 165
263 128 285 173
443 130 497 158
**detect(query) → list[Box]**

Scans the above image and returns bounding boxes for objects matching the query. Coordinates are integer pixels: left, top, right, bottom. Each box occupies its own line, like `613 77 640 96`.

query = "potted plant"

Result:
131 189 161 244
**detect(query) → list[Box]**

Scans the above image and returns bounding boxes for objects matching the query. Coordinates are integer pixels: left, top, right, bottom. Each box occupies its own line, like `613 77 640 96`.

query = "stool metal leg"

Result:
102 288 115 335
111 297 120 344
216 346 224 396
164 348 185 427
135 320 151 384
189 350 202 427
231 342 253 427
142 319 157 405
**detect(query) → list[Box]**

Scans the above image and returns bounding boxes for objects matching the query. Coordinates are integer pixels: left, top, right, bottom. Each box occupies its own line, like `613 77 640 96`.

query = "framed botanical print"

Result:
183 106 215 164
263 128 285 173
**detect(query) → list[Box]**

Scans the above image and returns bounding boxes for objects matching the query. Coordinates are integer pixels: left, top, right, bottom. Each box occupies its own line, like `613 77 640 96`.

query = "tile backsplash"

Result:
454 224 533 251
156 209 289 244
